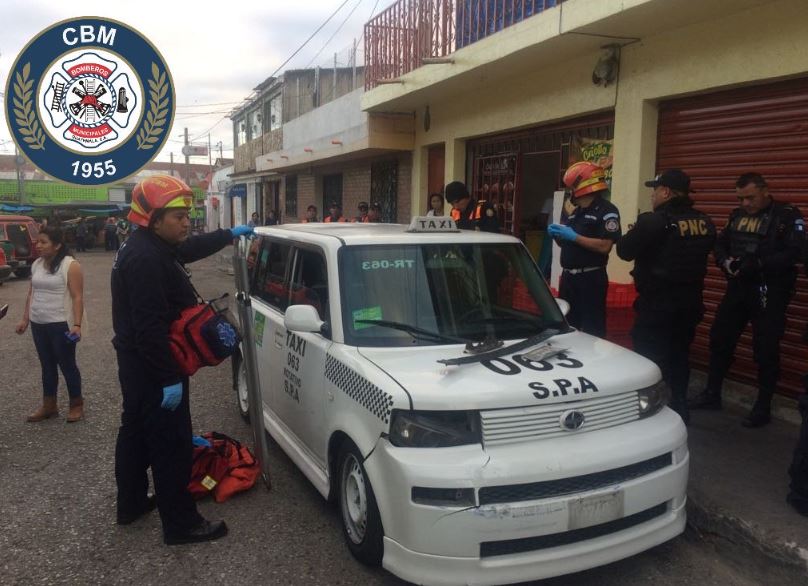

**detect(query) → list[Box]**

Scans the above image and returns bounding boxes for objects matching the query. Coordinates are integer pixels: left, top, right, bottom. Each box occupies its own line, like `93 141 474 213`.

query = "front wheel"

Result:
14 267 31 278
338 441 384 566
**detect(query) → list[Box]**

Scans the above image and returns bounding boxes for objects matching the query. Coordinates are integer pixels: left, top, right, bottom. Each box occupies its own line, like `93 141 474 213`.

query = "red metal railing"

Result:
365 0 563 90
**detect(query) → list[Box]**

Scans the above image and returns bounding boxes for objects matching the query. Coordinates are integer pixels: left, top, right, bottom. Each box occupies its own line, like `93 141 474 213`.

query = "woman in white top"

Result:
426 192 445 217
15 226 85 422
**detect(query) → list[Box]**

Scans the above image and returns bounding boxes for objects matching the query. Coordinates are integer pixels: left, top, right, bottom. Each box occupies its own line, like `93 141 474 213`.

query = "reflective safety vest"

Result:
450 200 486 222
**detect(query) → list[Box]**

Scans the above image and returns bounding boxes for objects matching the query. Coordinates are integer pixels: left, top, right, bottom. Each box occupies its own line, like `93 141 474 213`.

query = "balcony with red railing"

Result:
364 0 564 90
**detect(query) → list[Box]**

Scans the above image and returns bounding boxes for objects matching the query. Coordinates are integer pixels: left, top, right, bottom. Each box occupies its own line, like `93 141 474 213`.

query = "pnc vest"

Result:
644 206 716 287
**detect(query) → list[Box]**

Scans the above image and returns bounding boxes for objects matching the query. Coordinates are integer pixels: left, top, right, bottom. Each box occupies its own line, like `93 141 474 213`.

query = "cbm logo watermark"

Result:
5 17 175 185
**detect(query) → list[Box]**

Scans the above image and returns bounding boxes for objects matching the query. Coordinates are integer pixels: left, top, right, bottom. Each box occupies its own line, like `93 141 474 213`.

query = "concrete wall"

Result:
376 0 806 283
282 89 367 153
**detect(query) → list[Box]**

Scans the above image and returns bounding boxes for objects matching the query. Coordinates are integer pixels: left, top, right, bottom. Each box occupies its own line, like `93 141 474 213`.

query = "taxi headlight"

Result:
389 410 481 448
637 381 669 418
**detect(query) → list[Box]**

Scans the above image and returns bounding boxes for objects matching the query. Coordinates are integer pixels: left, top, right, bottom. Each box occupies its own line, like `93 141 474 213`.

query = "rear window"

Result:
251 237 293 311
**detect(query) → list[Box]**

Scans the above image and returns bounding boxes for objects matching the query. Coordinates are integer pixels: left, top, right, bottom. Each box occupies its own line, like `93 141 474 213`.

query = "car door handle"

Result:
274 330 284 349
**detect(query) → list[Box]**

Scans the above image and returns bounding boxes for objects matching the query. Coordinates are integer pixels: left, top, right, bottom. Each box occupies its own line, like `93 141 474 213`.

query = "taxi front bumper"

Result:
363 408 688 586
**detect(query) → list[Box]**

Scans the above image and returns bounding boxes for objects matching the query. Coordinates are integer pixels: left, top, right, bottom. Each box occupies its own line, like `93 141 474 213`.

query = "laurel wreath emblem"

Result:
12 63 46 151
137 62 170 150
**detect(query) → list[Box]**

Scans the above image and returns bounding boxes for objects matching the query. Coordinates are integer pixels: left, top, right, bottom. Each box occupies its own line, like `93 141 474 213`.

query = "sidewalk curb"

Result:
687 489 808 582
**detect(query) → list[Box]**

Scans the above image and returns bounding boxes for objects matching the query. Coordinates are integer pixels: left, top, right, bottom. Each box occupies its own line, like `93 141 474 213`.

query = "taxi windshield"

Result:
340 243 564 347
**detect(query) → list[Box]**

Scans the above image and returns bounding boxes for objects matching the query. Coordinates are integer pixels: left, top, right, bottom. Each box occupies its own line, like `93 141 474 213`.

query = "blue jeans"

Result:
30 321 82 399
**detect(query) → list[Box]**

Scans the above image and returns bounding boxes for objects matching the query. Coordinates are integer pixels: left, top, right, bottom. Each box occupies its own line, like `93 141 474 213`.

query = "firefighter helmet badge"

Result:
4 17 175 185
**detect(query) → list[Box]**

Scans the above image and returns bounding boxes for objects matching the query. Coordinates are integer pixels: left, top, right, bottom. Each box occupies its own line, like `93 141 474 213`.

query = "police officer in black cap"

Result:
690 172 805 427
617 169 716 424
444 181 499 233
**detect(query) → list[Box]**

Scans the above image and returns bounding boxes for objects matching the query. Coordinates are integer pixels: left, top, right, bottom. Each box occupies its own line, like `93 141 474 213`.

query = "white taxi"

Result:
232 218 687 586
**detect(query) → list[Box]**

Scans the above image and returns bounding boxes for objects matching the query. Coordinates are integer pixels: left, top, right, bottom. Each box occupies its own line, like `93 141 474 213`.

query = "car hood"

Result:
357 330 660 411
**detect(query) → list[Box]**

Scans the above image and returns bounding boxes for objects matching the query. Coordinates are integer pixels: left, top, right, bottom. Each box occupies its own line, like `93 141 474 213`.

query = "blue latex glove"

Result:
547 223 578 242
161 383 183 411
230 225 254 238
192 435 212 448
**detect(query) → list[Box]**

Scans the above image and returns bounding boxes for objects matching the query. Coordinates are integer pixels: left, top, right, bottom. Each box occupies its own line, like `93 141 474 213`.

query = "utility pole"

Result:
170 152 175 177
352 38 357 90
15 146 25 206
184 127 190 185
333 52 337 102
218 141 223 163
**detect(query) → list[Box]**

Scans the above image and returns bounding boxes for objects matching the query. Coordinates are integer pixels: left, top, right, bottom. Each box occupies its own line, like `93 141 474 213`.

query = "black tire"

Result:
338 440 384 566
233 353 250 423
14 267 31 278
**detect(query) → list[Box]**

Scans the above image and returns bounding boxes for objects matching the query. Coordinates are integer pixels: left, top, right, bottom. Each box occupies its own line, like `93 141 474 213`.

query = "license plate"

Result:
17 260 27 267
568 490 624 530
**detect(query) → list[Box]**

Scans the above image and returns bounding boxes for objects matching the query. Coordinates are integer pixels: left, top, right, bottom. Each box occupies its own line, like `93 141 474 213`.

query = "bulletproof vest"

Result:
727 208 774 258
643 205 715 286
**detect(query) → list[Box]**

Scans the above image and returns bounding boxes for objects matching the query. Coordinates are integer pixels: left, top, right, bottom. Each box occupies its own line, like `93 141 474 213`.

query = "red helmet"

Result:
563 162 608 198
128 175 194 227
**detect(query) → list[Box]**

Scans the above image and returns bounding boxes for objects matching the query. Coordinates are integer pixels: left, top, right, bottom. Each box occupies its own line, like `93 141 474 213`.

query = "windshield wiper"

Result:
437 322 570 366
354 319 470 344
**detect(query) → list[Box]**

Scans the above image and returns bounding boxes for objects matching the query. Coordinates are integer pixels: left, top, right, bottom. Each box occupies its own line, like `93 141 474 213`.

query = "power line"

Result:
177 100 244 108
191 0 354 143
264 0 353 82
305 0 365 69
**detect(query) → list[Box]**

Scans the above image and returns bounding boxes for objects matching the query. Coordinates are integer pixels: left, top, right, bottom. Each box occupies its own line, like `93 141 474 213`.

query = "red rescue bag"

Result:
188 432 260 503
169 262 241 376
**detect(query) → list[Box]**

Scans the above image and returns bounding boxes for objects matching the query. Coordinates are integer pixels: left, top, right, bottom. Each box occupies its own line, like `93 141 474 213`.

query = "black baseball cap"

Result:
329 200 341 208
444 181 469 203
358 201 368 209
644 169 693 192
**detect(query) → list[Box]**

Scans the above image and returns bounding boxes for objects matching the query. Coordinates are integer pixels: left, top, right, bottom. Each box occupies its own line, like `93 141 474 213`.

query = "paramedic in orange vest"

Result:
352 201 369 222
324 201 347 223
444 181 499 232
111 175 253 545
301 204 318 223
548 162 621 338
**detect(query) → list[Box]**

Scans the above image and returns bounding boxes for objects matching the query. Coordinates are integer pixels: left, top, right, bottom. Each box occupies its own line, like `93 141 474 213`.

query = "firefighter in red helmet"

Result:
111 175 253 545
548 161 621 338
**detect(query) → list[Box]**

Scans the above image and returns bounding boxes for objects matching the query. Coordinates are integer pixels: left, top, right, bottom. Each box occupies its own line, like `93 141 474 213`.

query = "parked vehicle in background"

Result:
0 215 39 277
0 246 12 284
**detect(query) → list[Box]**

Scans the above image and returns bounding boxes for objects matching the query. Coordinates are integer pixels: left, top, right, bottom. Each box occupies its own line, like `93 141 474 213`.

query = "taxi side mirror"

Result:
285 304 326 334
555 298 571 317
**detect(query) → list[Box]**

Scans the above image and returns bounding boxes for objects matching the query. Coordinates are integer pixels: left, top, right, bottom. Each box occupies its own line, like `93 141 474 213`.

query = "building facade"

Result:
360 0 808 397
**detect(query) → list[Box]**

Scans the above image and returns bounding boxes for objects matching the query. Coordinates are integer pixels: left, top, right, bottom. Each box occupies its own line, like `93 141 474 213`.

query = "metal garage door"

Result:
657 77 808 398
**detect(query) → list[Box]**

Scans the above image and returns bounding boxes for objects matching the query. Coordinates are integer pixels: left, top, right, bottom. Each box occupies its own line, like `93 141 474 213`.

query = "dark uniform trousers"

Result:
115 351 202 533
789 392 808 500
559 268 608 338
632 288 703 411
706 278 793 403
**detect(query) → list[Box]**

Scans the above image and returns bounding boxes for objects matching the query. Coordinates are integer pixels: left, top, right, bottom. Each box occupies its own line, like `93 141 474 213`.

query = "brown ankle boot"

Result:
67 397 84 423
27 396 59 422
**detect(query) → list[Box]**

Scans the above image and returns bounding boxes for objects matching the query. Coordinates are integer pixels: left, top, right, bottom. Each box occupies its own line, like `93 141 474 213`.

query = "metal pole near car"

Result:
233 236 272 488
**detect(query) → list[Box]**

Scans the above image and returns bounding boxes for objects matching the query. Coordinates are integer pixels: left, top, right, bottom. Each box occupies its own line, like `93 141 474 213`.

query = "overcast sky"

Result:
0 0 394 164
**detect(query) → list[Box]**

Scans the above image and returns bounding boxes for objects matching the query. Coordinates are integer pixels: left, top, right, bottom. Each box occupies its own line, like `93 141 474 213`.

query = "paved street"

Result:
0 248 770 585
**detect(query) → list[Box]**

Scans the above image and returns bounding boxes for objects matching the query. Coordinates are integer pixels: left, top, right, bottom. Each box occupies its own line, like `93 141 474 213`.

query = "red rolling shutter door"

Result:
657 78 808 398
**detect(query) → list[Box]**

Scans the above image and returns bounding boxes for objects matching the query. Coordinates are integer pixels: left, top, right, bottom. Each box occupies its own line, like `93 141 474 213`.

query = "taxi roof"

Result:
252 222 520 247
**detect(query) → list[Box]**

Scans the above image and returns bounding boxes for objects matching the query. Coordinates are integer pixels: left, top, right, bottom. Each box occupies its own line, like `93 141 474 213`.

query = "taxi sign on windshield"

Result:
406 216 459 232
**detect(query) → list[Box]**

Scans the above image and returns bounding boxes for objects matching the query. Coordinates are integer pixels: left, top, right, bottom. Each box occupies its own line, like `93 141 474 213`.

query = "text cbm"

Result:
62 26 117 47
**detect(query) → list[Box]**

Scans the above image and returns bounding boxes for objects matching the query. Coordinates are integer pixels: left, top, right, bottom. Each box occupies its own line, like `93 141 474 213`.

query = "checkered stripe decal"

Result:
325 355 394 424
